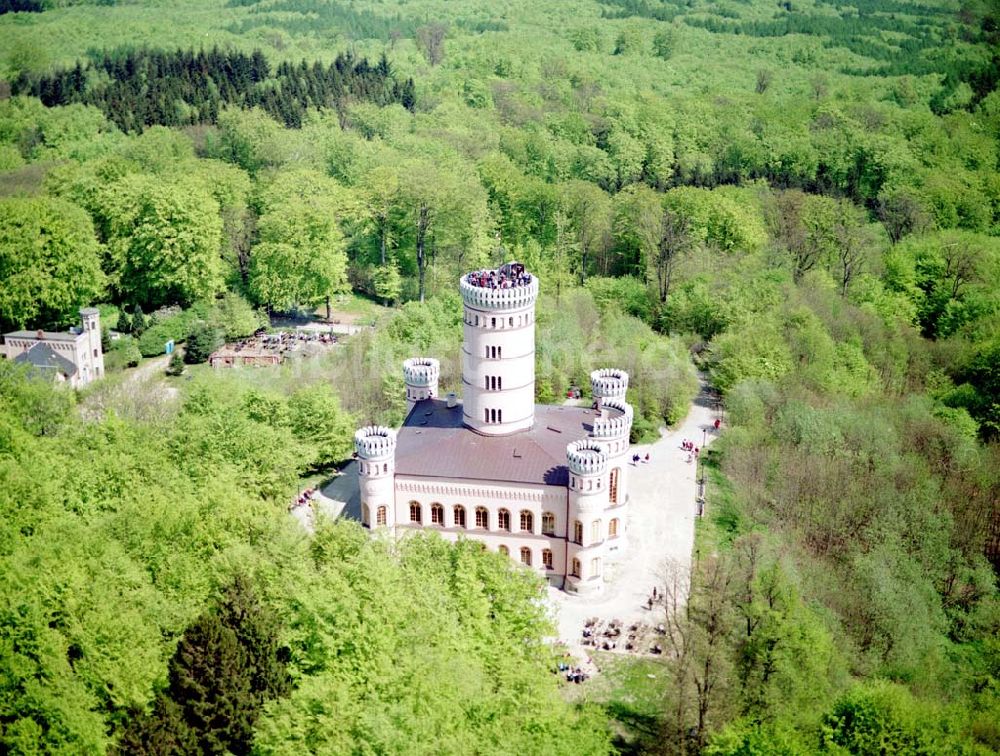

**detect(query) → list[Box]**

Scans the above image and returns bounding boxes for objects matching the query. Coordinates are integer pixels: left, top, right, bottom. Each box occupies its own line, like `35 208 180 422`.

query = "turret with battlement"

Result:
565 439 610 594
587 391 632 564
460 262 539 436
355 426 396 528
591 368 629 401
403 357 440 414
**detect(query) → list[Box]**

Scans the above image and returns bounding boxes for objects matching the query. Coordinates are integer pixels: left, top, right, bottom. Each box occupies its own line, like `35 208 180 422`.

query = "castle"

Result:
1 308 104 389
353 263 634 593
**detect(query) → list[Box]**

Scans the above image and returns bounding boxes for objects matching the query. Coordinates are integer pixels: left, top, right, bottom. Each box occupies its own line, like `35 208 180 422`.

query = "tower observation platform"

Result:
459 262 539 435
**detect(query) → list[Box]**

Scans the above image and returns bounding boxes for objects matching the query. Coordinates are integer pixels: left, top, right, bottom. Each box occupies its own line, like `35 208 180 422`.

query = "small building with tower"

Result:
1 308 104 389
353 263 634 593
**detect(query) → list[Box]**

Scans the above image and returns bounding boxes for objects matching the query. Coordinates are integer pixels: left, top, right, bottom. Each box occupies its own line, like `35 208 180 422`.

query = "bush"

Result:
184 321 224 364
137 310 195 357
166 352 185 376
212 292 267 341
104 336 142 371
820 682 956 754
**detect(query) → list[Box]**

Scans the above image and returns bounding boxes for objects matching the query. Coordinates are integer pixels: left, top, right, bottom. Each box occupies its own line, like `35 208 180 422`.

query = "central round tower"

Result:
459 263 539 435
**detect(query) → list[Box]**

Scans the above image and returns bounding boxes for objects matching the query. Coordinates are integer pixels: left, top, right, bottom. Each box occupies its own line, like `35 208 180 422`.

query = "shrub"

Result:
104 336 142 371
137 310 195 357
184 321 224 364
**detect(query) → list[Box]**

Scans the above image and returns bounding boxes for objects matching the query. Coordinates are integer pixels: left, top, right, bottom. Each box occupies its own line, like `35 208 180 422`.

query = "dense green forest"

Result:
0 0 998 751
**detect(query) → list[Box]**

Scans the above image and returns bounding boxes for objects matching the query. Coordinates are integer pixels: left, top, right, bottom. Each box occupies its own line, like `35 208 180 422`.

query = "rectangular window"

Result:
591 520 601 544
542 513 555 535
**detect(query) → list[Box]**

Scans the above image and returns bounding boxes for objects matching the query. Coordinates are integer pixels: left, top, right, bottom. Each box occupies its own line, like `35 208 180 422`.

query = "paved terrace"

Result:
546 379 720 658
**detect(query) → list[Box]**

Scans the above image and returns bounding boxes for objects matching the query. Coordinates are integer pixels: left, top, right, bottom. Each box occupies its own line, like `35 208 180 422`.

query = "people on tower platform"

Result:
466 262 532 289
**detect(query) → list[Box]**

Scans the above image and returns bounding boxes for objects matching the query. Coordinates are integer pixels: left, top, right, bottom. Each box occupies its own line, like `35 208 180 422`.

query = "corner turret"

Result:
590 368 629 401
403 357 440 414
588 369 633 563
354 425 397 529
565 439 610 594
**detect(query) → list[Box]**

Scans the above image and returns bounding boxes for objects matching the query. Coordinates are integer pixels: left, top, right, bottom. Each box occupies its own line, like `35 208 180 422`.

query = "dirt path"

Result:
547 377 720 657
127 354 170 384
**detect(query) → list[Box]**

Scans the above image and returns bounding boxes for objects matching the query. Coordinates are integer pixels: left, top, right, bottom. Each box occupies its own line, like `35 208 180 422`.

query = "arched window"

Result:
431 502 444 525
573 521 583 544
498 409 502 423
498 346 502 358
490 408 497 423
498 509 511 531
475 507 489 529
485 376 489 389
542 549 553 570
498 545 509 556
362 504 370 525
520 547 532 566
409 501 422 524
484 408 489 423
571 558 581 577
383 463 388 473
591 519 602 544
509 316 514 327
376 506 387 526
485 345 490 359
498 376 502 390
590 557 601 577
542 512 555 535
609 518 619 538
520 510 533 533
454 505 466 528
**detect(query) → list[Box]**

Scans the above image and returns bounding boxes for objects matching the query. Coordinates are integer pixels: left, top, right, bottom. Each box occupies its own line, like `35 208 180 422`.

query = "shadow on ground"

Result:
606 701 665 755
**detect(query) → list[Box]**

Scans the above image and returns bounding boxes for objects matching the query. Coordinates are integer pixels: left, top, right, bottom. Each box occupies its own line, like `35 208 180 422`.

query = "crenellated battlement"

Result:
591 398 634 441
354 426 396 460
591 368 629 400
460 270 539 311
566 439 608 476
403 357 440 387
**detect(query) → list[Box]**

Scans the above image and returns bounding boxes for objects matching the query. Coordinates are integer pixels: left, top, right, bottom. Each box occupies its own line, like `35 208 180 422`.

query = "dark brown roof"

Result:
395 399 597 486
13 342 77 376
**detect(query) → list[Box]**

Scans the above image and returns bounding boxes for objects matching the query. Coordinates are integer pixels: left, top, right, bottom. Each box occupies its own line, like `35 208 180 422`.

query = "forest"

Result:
12 48 416 130
0 0 998 752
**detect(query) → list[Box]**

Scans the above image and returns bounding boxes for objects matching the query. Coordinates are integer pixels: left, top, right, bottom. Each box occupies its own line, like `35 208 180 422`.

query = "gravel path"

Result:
546 378 720 656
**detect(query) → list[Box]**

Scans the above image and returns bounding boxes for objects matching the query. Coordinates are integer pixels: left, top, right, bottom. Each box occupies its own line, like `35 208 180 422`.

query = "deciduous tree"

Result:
0 196 105 330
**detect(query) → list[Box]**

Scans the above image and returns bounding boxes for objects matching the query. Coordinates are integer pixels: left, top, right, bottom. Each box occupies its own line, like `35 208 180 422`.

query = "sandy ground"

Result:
546 379 721 657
